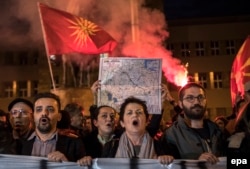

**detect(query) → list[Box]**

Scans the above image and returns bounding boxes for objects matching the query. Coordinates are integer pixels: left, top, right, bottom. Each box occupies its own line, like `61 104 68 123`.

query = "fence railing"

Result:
0 154 226 169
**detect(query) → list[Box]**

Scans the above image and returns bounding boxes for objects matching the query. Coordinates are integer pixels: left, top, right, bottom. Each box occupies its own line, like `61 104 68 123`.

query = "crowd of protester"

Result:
1 80 250 166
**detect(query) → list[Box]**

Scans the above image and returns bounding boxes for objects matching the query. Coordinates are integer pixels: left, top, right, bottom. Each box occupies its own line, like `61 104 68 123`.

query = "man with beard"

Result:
8 98 34 140
17 92 85 162
161 83 224 164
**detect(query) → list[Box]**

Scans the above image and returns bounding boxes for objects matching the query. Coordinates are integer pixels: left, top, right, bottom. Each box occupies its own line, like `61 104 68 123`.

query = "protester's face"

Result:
120 103 147 135
34 98 61 134
85 118 92 131
9 102 33 133
71 113 83 129
180 87 207 120
94 107 115 136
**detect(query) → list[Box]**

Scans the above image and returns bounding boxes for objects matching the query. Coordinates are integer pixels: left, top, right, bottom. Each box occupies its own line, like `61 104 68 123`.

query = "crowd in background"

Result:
1 80 250 166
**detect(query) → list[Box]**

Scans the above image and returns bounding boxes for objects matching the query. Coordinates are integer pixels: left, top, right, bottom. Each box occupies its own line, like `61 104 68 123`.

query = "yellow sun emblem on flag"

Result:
67 17 99 47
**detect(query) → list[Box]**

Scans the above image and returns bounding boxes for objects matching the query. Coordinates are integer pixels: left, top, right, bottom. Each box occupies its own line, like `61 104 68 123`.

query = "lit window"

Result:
32 81 38 96
4 82 14 98
214 72 223 88
18 81 28 97
210 41 220 56
225 40 235 55
195 41 205 56
198 73 207 88
181 43 190 57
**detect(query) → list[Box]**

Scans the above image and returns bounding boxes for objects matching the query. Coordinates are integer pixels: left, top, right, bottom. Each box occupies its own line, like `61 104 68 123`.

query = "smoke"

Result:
0 0 187 86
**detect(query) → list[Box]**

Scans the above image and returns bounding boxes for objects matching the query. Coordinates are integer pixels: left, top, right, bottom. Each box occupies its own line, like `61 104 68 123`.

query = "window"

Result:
225 40 235 55
198 73 207 88
32 50 39 64
180 43 190 57
210 41 220 56
18 81 28 97
18 51 28 65
4 82 14 98
214 72 223 88
32 81 38 96
4 51 14 65
195 41 205 56
167 43 174 53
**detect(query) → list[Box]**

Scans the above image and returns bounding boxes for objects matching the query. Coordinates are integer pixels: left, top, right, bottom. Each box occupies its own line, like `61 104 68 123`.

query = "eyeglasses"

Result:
10 109 30 117
182 95 206 103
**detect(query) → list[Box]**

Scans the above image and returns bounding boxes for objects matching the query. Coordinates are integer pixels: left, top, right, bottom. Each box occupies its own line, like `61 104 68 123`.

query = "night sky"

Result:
163 0 250 20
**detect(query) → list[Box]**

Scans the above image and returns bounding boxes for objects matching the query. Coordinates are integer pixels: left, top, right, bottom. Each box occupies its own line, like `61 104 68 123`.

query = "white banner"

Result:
0 154 226 169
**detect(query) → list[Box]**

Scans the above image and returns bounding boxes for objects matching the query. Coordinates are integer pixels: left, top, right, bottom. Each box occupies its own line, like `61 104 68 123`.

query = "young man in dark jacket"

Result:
17 92 85 162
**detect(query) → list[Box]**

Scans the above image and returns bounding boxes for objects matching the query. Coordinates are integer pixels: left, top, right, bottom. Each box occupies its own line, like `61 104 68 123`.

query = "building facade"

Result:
1 1 250 121
0 42 98 114
164 15 250 121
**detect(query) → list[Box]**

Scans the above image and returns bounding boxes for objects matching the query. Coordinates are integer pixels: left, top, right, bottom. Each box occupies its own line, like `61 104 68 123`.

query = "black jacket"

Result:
16 133 85 162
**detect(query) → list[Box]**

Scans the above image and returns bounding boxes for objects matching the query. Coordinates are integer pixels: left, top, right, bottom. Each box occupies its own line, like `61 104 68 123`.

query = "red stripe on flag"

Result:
230 36 250 105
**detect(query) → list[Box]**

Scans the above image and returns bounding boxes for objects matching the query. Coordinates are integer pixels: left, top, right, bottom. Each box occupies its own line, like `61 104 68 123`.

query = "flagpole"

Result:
130 0 141 57
37 2 56 90
48 55 57 90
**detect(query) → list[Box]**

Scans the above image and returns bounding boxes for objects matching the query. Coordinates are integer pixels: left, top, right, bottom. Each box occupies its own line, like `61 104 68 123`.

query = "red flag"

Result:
230 36 250 105
37 3 117 55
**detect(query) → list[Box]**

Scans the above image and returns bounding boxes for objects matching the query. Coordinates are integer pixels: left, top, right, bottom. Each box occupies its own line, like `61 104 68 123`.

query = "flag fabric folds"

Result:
230 35 250 105
37 3 117 55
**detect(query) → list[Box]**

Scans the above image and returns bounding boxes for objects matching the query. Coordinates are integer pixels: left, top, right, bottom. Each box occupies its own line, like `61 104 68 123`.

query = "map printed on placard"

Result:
98 57 162 114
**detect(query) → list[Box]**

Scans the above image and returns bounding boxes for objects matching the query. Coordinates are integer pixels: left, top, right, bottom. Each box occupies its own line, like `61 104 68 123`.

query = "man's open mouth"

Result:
40 117 49 124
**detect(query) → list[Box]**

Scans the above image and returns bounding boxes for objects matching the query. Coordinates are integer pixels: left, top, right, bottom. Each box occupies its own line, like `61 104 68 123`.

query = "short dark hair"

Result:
64 102 84 118
34 92 61 110
178 82 206 100
8 98 34 112
119 97 149 122
92 105 116 120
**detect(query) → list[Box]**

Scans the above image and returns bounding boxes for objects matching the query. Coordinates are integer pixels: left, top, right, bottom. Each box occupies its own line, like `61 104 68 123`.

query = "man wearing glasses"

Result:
8 98 34 140
161 82 224 164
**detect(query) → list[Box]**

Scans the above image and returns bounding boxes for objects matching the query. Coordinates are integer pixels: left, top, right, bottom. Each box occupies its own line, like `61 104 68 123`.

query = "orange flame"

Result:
165 63 188 87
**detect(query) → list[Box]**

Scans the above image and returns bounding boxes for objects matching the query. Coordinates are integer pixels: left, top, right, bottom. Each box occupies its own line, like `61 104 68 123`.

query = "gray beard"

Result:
182 104 206 120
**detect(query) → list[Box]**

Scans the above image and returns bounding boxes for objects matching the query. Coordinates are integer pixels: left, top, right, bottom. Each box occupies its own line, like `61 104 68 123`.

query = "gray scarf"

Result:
115 131 156 159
